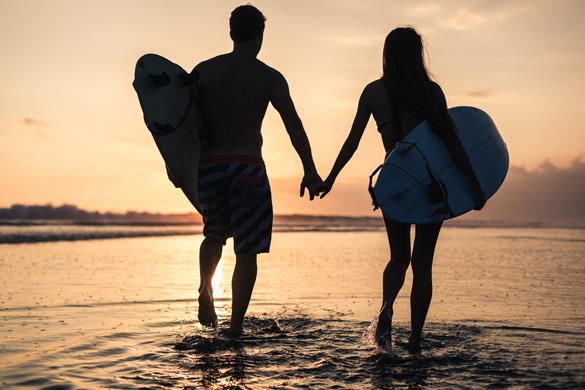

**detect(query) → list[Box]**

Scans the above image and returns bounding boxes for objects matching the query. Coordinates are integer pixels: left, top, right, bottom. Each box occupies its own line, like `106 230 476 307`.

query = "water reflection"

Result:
177 335 246 388
212 253 234 301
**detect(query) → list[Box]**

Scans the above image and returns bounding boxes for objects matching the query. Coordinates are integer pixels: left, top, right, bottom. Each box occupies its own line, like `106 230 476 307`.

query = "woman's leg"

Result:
409 222 442 350
376 217 412 347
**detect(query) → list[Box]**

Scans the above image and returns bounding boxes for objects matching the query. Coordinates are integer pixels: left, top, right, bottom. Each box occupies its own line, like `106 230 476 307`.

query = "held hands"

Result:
300 172 323 201
314 178 334 199
300 174 334 201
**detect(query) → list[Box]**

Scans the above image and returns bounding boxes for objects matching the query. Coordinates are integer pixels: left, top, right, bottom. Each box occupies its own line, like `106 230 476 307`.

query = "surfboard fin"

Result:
149 121 175 135
398 142 418 155
430 206 450 217
426 179 448 204
147 71 171 88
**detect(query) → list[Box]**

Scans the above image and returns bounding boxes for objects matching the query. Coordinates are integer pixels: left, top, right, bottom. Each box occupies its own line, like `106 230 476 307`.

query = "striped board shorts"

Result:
198 155 273 255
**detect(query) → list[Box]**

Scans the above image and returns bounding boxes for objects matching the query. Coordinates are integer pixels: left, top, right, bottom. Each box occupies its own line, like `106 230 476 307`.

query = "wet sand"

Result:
1 228 584 388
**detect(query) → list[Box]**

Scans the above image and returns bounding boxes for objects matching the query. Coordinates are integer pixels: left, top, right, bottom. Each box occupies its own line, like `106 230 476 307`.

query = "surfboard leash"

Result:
401 141 453 219
368 164 384 211
369 141 453 219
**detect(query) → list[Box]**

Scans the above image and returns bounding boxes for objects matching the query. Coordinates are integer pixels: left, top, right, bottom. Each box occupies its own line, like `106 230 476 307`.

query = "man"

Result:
193 5 321 337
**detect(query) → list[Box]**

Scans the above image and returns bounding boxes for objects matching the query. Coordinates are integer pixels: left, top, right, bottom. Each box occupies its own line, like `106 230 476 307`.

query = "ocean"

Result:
0 218 584 389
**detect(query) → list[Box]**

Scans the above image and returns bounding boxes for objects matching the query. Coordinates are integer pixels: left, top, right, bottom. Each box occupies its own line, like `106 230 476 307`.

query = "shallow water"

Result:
1 227 584 388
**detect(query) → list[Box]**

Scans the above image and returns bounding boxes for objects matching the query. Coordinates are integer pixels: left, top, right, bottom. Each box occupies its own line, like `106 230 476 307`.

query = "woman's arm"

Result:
318 88 371 198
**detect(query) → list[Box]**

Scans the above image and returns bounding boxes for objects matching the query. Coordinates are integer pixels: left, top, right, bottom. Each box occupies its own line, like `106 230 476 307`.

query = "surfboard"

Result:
373 106 509 224
132 53 202 213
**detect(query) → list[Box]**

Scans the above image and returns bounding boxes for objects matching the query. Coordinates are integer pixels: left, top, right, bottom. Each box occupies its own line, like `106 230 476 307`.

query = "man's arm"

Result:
270 72 322 199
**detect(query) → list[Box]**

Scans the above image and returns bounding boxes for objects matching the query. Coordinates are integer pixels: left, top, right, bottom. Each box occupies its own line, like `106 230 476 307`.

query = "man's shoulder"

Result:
195 54 229 70
195 55 283 79
254 59 284 79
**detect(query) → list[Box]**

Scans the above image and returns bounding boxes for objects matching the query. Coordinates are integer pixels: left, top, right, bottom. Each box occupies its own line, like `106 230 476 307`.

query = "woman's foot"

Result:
407 334 421 354
375 304 392 352
197 287 217 327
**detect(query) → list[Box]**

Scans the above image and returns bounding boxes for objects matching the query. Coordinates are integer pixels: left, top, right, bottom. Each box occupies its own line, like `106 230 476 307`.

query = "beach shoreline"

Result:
1 228 584 388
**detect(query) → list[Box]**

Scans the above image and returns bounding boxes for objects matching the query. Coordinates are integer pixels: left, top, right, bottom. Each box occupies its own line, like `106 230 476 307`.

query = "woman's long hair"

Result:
381 27 456 138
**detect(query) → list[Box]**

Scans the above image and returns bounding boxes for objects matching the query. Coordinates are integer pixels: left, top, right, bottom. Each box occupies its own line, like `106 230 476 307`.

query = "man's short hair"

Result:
229 5 266 43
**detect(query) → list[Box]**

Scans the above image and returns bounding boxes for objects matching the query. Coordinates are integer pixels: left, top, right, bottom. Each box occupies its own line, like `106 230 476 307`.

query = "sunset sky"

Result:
1 0 584 223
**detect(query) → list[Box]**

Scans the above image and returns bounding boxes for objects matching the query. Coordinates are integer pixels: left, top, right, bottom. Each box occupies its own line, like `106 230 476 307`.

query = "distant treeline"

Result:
0 204 201 225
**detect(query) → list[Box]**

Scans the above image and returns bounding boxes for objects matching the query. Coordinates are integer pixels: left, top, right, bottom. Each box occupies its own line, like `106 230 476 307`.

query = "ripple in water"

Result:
163 315 585 389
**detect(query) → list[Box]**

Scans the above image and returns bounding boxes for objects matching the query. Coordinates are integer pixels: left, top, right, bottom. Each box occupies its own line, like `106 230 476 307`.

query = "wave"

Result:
0 216 386 244
1 216 583 244
0 224 201 244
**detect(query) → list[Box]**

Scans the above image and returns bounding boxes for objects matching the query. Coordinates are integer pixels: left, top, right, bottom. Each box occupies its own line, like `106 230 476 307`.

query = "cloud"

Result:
23 117 49 127
406 4 442 17
406 1 517 31
465 90 491 98
439 8 486 30
321 33 381 49
460 157 585 225
19 117 52 140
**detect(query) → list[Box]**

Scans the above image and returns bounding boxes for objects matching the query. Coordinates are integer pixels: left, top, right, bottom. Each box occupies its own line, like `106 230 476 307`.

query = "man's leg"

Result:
198 236 223 327
226 253 257 336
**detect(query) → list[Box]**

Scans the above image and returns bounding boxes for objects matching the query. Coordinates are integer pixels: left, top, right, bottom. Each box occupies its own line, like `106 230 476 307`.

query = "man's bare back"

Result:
195 45 287 157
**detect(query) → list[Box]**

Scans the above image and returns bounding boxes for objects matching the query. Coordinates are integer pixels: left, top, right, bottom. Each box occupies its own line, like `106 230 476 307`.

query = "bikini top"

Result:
377 114 423 132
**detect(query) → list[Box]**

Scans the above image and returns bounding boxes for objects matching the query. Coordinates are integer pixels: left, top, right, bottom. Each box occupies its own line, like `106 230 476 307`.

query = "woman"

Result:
316 27 485 353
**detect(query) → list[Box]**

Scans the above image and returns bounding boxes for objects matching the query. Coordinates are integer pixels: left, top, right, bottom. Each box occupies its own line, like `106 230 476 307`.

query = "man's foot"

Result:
220 327 243 339
375 305 392 352
197 288 217 327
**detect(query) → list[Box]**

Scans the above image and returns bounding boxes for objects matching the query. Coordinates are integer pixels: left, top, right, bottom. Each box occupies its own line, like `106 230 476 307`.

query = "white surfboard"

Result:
373 106 509 224
132 53 202 213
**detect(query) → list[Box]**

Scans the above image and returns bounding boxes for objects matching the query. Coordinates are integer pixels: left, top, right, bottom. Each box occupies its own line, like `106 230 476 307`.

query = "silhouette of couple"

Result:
191 5 484 353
